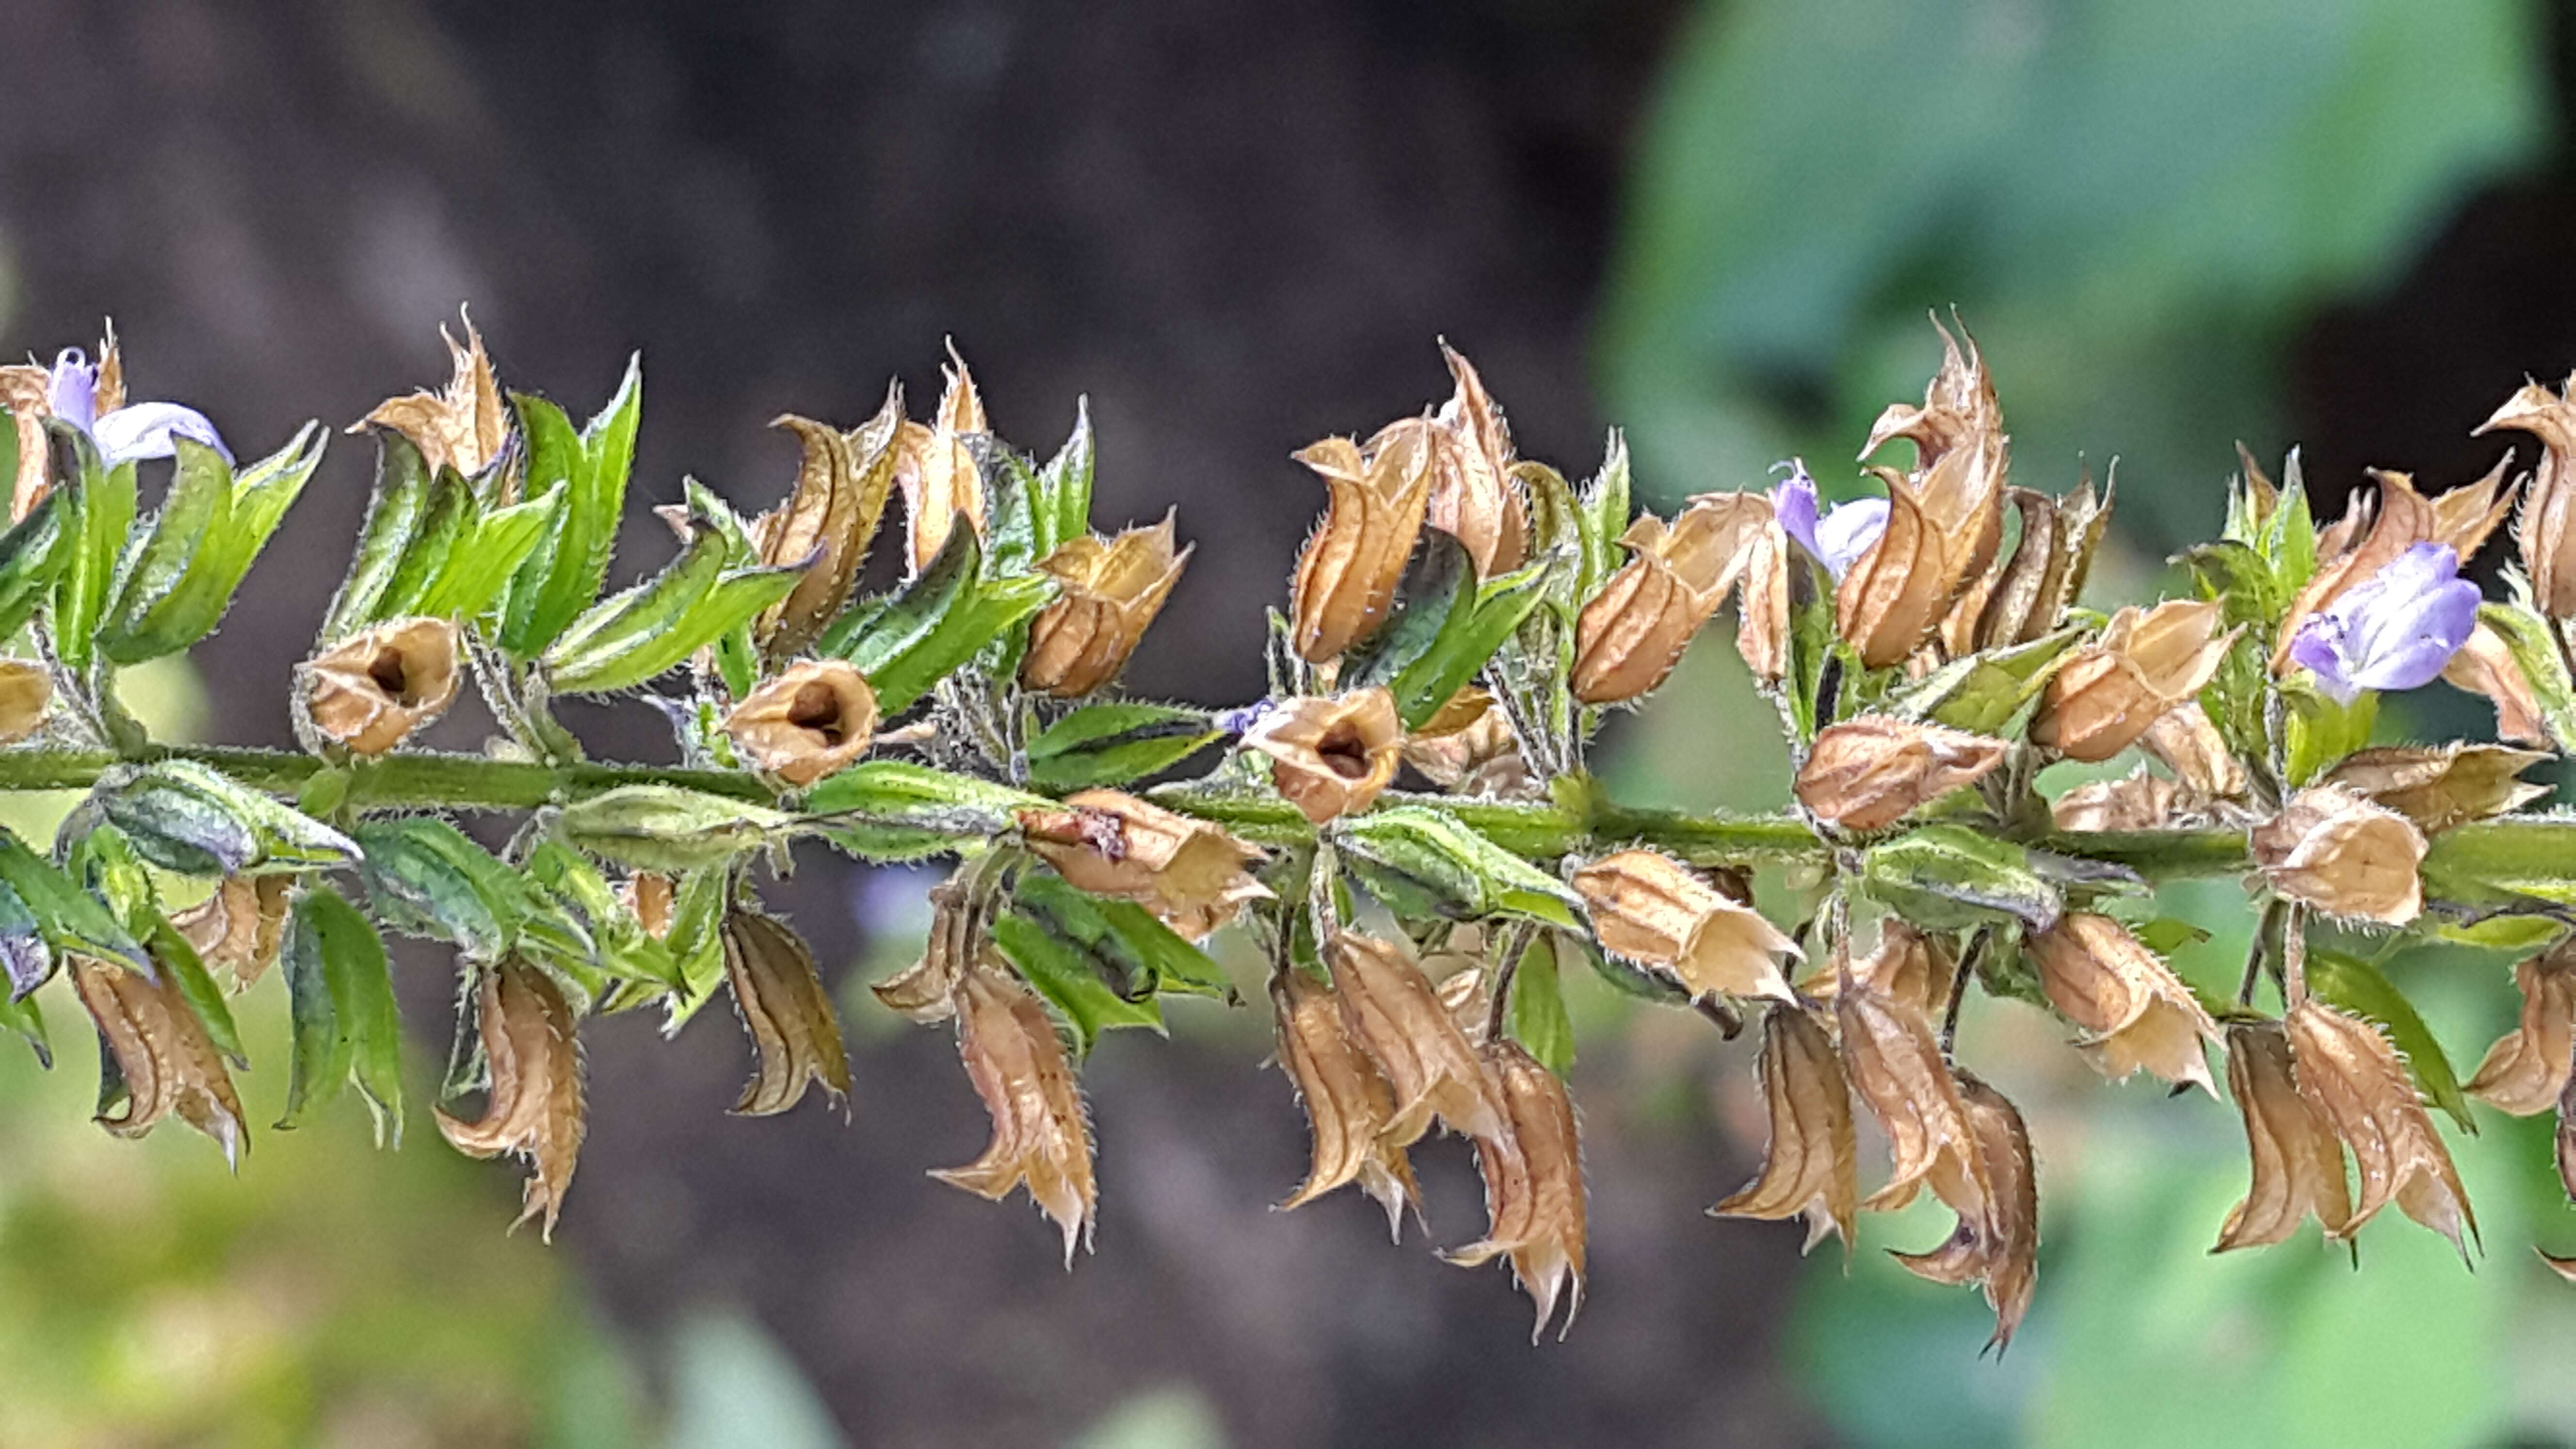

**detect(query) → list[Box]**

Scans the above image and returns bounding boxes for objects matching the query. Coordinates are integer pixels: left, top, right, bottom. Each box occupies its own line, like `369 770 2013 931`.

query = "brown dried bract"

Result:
723 660 878 787
2464 939 2576 1116
70 955 247 1167
0 659 50 745
2050 771 2185 832
933 965 1097 1265
2031 599 2232 762
359 313 510 479
2140 704 2245 801
2478 376 2576 617
1839 919 1957 1025
2287 998 2476 1253
2027 913 2220 1094
1326 930 1505 1145
1023 514 1191 697
1426 344 1530 577
173 875 290 989
1271 967 1419 1235
1835 975 1989 1221
2250 786 2427 926
1793 714 2009 833
720 909 852 1117
895 347 988 576
1949 481 2110 655
871 869 978 1024
2443 622 2553 748
1241 688 1403 824
1445 1041 1587 1340
1842 321 2011 668
435 959 585 1238
1571 849 1799 1003
1714 1003 1857 1256
1735 517 1793 684
2214 1021 2353 1250
1888 1071 2038 1354
1572 492 1767 702
2323 742 2549 836
2274 469 2440 667
1401 689 1534 797
756 389 902 656
300 617 463 755
1289 422 1434 661
1021 789 1268 939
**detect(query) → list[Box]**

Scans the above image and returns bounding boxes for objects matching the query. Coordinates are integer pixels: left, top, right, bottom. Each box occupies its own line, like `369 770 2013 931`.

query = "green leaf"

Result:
49 424 131 676
1576 431 1631 601
100 428 328 664
1508 933 1575 1074
90 760 360 876
0 489 71 644
2257 450 2319 596
0 826 148 973
325 431 438 639
277 886 404 1145
1892 627 2083 735
499 355 644 657
1387 549 1561 728
2305 949 2474 1134
1024 702 1221 792
1860 823 2062 932
1337 805 1587 929
150 916 245 1068
357 816 589 964
0 988 47 1068
2279 681 2378 788
1012 869 1231 1000
412 492 558 622
990 910 1164 1055
1035 399 1095 558
827 524 1056 714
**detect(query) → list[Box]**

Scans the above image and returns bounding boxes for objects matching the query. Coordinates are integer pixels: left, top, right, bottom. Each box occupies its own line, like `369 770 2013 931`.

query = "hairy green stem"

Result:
0 745 773 810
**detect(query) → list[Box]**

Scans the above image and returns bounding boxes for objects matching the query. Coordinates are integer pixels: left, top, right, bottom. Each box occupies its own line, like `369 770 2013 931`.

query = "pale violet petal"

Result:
91 402 232 467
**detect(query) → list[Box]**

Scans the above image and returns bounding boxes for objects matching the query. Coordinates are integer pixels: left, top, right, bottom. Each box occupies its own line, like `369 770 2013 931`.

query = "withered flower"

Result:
2031 599 2231 762
2323 742 2549 836
2478 376 2576 616
0 658 52 744
1889 1071 2038 1354
2051 771 2184 832
2140 704 2245 801
1426 343 1529 576
1793 715 2009 833
299 617 463 756
2214 1021 2353 1250
2443 622 2553 748
934 965 1097 1265
1835 977 1989 1219
2027 913 2220 1094
2287 998 2476 1253
1271 967 1419 1234
2250 786 2427 926
2463 940 2576 1115
1713 1003 1857 1254
1241 688 1402 824
895 348 988 576
1446 1041 1588 1340
1288 422 1434 661
719 909 852 1117
755 392 902 656
1326 930 1505 1145
1571 849 1799 1003
71 954 247 1166
1572 492 1767 703
1020 788 1269 938
1022 514 1190 696
1401 689 1532 796
723 660 878 787
359 314 510 478
173 875 291 988
435 959 585 1238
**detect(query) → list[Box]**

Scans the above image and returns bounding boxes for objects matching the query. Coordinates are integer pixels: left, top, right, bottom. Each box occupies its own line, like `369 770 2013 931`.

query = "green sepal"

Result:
0 826 148 974
498 355 644 658
99 428 328 664
1575 431 1631 602
48 423 131 676
1336 805 1587 929
1024 702 1221 792
826 522 1057 714
1012 868 1232 1001
277 885 404 1145
413 494 558 623
2305 949 2474 1134
2279 681 2377 789
149 916 246 1069
1344 531 1474 693
983 438 1041 577
522 841 684 993
802 761 1049 860
1508 932 1575 1074
543 519 804 694
1860 824 2062 933
656 869 731 1032
355 816 591 964
89 759 361 876
556 786 790 873
0 489 72 644
1890 628 2083 736
990 910 1165 1055
323 430 437 640
1390 548 1561 728
0 989 47 1068
1033 399 1095 560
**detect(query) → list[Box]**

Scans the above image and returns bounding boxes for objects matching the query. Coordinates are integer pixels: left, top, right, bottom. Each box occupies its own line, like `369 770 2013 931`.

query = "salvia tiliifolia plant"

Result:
10 314 2576 1349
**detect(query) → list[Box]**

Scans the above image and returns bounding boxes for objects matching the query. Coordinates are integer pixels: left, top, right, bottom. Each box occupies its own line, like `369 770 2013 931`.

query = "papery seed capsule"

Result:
724 660 878 787
1241 688 1403 824
1444 1041 1587 1341
895 349 989 576
933 964 1097 1266
2478 376 2576 617
1325 930 1505 1146
2249 785 2427 926
0 658 52 744
1289 421 1435 661
1427 344 1530 577
2463 938 2576 1116
1022 515 1190 697
1571 493 1767 703
1570 849 1798 1002
171 875 290 988
1713 1003 1857 1255
2026 913 2220 1094
1019 789 1269 939
2214 1021 2353 1251
434 958 585 1238
755 392 902 656
1401 689 1532 797
2287 998 2475 1253
298 617 463 756
1271 966 1419 1235
2442 622 2554 748
2322 742 2548 836
2030 599 2230 762
70 954 247 1167
358 315 510 479
1833 974 1987 1219
1887 1070 2037 1355
719 908 852 1117
1793 715 2009 833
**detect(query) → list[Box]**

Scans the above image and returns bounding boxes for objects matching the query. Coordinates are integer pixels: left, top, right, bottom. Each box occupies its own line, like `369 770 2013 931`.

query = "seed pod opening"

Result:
724 660 878 787
300 617 463 756
1242 689 1403 824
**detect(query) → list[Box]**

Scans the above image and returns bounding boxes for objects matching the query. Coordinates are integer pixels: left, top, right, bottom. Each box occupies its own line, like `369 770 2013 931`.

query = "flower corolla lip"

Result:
1769 459 1887 579
2287 542 2479 703
42 348 231 466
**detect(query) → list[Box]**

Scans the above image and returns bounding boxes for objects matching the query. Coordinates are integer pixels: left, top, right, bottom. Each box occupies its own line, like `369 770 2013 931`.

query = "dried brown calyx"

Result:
1889 1070 2038 1355
359 313 510 480
1572 849 1800 1002
1326 930 1505 1146
300 617 463 755
1572 491 1767 705
1020 789 1268 939
435 959 585 1239
754 391 903 657
1713 1003 1857 1256
2250 785 2428 926
1023 514 1190 697
2214 1020 2353 1251
2464 938 2576 1116
2322 742 2549 836
1793 715 2009 833
723 660 878 787
1835 974 1989 1221
1425 344 1530 578
0 659 52 745
1840 319 2009 668
1402 688 1533 797
894 347 989 576
1445 1040 1587 1340
1242 688 1403 823
2031 599 2232 762
71 954 246 1167
171 875 291 988
719 909 852 1117
934 964 1097 1266
1289 421 1434 661
1271 966 1420 1234
2026 913 2220 1094
2287 998 2475 1255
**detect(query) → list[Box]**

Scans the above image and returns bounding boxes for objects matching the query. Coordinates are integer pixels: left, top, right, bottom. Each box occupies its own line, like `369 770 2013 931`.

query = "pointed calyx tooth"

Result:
1792 714 2009 833
1022 514 1190 697
723 660 877 787
359 313 510 479
1426 343 1530 578
1325 930 1505 1146
1840 317 2009 669
1288 421 1434 661
1834 975 1990 1221
894 347 989 576
2286 998 2476 1254
2139 703 2244 801
1887 1070 2039 1355
2026 913 2220 1095
719 908 852 1117
2050 770 2184 832
299 617 464 756
1444 1041 1587 1341
2249 785 2427 926
2442 622 2554 749
2031 599 2232 763
872 868 979 1024
1571 491 1768 703
1240 688 1403 824
2214 1021 2353 1250
1837 918 1955 1025
2322 742 2550 835
756 389 902 656
172 876 291 988
933 964 1097 1266
70 954 247 1167
1270 967 1419 1234
1945 480 2110 656
2476 374 2576 617
1019 789 1268 940
2464 938 2576 1116
435 958 586 1239
1570 849 1799 1003
1713 1003 1857 1256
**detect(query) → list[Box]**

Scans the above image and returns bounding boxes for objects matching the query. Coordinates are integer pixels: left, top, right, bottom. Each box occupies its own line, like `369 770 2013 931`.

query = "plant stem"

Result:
0 744 773 810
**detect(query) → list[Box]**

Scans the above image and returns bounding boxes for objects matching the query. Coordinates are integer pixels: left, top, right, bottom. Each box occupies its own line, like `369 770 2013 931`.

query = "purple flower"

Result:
2286 542 2481 703
1770 459 1888 579
38 348 231 467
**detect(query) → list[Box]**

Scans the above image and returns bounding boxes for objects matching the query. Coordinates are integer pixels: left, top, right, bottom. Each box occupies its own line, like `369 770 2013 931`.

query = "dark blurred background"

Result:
5 1 2576 1446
